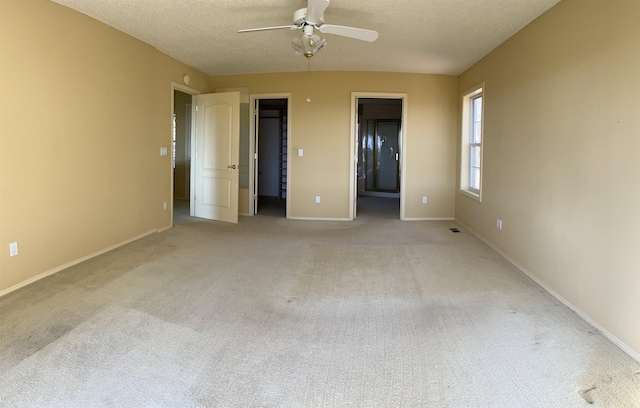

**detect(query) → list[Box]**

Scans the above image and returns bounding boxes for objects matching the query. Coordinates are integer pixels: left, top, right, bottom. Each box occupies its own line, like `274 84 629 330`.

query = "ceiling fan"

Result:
238 0 378 60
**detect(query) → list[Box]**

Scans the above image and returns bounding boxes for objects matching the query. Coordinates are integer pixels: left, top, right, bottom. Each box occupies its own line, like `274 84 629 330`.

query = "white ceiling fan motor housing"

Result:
293 8 324 27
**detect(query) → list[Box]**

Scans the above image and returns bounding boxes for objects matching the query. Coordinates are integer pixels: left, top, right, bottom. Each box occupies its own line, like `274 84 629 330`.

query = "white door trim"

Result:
249 93 292 217
350 92 408 220
170 82 200 227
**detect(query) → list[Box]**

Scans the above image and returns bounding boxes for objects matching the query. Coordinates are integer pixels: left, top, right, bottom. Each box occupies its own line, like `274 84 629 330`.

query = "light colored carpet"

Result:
1 197 639 407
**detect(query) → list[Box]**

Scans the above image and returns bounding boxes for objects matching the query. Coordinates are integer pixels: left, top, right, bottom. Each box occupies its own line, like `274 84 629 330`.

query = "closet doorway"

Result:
251 96 291 217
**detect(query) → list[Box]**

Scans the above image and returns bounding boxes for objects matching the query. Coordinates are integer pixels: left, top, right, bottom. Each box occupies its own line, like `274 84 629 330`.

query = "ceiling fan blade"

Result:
305 0 330 25
238 25 297 33
319 24 378 42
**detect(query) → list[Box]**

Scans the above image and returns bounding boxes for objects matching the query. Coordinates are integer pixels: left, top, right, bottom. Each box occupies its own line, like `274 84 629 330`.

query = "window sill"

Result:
459 189 482 202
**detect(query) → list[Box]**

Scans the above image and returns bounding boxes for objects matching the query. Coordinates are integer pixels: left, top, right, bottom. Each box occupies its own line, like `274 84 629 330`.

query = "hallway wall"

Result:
211 72 458 220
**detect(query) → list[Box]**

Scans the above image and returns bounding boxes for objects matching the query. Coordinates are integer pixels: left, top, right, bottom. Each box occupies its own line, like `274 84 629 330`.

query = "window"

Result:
460 83 484 201
469 95 482 192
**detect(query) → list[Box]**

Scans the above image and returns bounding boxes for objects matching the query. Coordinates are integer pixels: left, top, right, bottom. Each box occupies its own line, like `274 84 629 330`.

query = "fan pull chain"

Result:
308 58 311 74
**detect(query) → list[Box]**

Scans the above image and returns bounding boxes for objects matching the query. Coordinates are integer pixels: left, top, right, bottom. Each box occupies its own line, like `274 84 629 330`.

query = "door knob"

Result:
228 164 237 169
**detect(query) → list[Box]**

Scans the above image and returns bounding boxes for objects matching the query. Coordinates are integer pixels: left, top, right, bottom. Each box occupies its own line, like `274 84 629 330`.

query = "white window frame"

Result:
460 83 484 202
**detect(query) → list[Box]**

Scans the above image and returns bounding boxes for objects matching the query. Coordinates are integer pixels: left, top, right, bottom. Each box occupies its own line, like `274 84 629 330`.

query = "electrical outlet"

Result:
496 219 503 230
9 242 18 257
163 202 167 211
422 196 428 204
315 196 321 204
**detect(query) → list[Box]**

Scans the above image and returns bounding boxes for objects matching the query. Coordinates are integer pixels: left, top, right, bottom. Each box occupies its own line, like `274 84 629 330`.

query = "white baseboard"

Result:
455 218 640 364
0 230 157 299
287 217 351 221
287 216 454 222
402 217 455 221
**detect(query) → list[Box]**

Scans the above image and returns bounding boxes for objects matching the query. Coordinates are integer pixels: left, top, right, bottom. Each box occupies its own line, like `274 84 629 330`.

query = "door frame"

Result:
350 92 408 220
249 93 292 217
170 82 200 227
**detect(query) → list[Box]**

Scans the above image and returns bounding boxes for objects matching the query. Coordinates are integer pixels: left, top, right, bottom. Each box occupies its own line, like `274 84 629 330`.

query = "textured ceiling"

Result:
50 0 561 76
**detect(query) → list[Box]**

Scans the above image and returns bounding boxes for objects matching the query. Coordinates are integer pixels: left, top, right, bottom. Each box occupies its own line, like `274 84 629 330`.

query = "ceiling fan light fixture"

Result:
291 32 326 59
239 0 377 61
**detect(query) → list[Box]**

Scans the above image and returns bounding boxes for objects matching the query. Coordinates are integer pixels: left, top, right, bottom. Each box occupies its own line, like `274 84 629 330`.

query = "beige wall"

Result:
211 72 458 220
457 0 640 356
0 0 210 293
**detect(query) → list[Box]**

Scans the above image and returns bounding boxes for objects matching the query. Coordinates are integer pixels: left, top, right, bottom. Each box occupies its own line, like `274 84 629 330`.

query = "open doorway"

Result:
351 95 407 220
250 95 291 218
171 83 199 226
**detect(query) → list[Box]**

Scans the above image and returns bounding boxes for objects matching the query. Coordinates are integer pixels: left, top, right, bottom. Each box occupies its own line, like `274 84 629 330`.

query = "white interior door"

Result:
192 92 240 223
